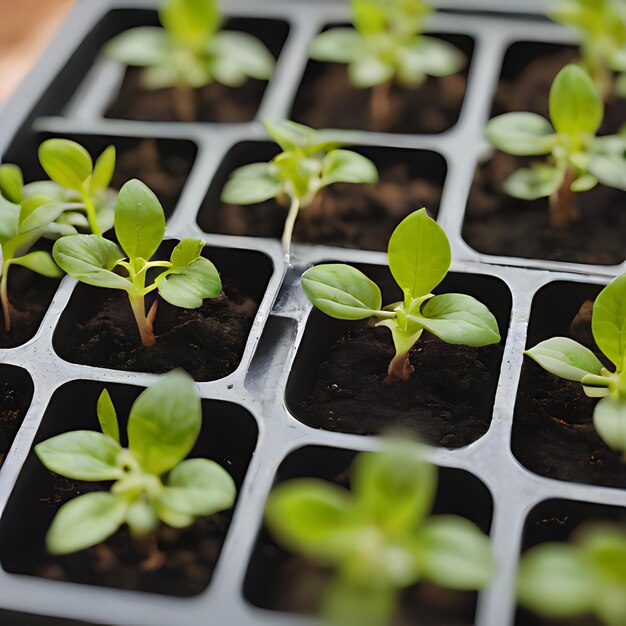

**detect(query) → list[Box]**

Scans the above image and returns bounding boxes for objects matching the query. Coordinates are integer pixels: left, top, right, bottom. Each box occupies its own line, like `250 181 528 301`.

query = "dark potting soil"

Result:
513 302 625 489
105 67 266 122
463 46 626 265
515 607 602 626
54 282 258 381
295 323 502 447
212 163 442 252
0 382 31 469
33 474 229 597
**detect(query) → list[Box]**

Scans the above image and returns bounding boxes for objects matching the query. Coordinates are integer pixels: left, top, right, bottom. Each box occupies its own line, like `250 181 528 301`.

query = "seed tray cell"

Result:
0 2 625 626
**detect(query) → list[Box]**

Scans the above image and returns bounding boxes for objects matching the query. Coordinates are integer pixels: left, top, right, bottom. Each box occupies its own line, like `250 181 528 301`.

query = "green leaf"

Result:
52 235 128 290
352 446 437 535
301 264 383 320
35 431 123 481
265 479 356 563
160 458 235 516
170 237 204 267
0 164 23 203
588 153 626 191
114 179 165 261
104 27 169 66
309 28 364 63
0 196 21 244
220 163 282 205
504 164 564 200
159 0 221 50
387 209 450 299
404 36 465 78
127 370 201 475
90 145 116 194
525 337 604 382
264 120 314 152
157 256 222 308
46 492 128 555
416 293 501 346
97 389 120 445
19 200 75 234
485 112 557 156
593 396 626 453
591 274 626 369
125 499 159 535
211 31 274 84
348 56 395 88
549 64 603 137
517 544 596 617
418 516 494 589
321 149 378 186
11 251 63 278
39 139 92 192
570 172 598 192
154 500 195 528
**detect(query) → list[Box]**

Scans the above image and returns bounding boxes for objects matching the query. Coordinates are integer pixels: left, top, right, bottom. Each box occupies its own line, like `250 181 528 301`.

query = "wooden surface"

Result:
0 0 74 102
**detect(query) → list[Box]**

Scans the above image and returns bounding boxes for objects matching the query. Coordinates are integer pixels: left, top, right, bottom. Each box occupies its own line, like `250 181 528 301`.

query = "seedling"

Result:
485 64 626 229
105 0 275 121
517 522 626 626
550 0 626 99
35 370 236 557
266 442 494 626
301 209 500 381
525 273 626 458
52 179 222 347
308 0 465 129
221 120 378 257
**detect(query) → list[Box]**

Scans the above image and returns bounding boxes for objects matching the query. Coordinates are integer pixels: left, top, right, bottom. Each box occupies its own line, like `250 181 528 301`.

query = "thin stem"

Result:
82 193 102 237
129 294 156 347
370 79 392 132
1 260 12 333
384 351 413 383
173 83 198 122
549 168 578 229
281 195 301 261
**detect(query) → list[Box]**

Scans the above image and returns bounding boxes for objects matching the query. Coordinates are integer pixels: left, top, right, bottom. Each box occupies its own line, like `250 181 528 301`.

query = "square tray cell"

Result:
3 131 197 220
244 445 493 625
52 243 274 381
512 281 624 489
199 141 447 251
515 498 626 626
0 379 258 597
286 267 511 447
290 26 474 134
0 365 34 470
462 41 626 267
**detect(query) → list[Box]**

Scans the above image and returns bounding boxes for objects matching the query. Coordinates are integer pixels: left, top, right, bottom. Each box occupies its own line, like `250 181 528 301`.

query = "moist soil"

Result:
291 63 467 134
212 163 442 252
54 281 258 381
463 47 626 265
295 323 502 448
33 474 229 597
513 302 625 489
0 382 31 469
515 607 602 626
106 67 266 122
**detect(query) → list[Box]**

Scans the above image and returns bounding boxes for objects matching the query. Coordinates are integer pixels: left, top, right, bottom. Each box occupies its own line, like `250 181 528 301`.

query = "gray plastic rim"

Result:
0 1 624 625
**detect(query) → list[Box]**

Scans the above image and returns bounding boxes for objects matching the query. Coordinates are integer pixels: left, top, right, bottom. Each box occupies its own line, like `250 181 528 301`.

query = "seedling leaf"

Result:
97 389 120 445
525 337 604 382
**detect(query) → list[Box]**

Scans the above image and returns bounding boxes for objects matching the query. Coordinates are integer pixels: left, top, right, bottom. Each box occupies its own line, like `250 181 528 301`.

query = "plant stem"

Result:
173 84 198 122
0 260 12 333
129 294 156 347
370 79 392 132
82 193 102 236
281 195 301 260
549 168 577 229
385 351 414 383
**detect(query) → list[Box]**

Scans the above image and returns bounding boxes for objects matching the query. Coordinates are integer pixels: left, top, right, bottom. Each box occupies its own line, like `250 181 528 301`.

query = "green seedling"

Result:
221 120 378 257
52 179 221 347
485 64 626 229
309 0 465 129
105 0 275 121
525 273 626 458
517 522 626 626
266 442 494 626
301 209 500 381
550 0 626 99
35 370 236 557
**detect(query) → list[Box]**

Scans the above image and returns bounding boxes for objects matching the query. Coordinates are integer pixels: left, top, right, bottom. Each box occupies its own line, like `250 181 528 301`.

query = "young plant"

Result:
525 273 626 459
485 64 626 229
517 522 626 626
105 0 275 121
52 179 221 347
221 120 378 257
550 0 626 99
266 442 494 626
35 370 236 557
308 0 465 129
301 208 500 381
